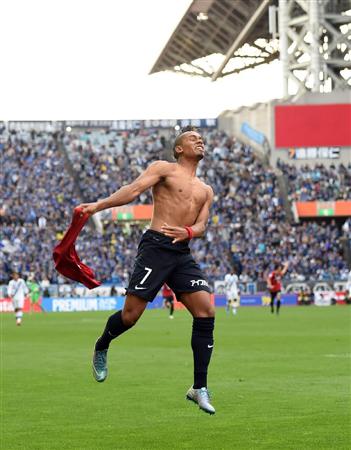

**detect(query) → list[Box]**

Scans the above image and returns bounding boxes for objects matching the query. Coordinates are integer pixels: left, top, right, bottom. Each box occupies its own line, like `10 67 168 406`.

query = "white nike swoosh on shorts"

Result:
207 345 214 348
135 286 147 290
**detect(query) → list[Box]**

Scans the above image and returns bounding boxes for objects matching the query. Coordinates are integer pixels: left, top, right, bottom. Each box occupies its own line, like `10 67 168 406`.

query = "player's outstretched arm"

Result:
281 261 289 277
76 161 171 215
161 185 214 243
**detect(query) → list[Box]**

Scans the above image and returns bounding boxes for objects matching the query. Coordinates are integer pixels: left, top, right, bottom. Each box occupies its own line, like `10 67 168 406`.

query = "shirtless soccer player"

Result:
77 128 216 415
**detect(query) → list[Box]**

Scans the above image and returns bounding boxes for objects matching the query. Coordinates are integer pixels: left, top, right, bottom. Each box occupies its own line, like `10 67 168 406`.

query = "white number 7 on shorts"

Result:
140 267 152 285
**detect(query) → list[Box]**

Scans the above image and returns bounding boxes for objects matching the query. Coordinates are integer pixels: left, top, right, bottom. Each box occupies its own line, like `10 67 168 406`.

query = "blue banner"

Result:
214 293 297 307
40 293 297 312
42 296 125 312
42 295 164 312
241 293 297 306
241 122 266 145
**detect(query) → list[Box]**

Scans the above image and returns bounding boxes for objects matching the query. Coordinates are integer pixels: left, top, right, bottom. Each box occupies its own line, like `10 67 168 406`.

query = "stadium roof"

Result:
150 0 351 81
150 0 279 80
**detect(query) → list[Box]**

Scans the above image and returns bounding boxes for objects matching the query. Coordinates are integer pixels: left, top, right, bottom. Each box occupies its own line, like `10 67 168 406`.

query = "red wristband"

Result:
184 226 194 240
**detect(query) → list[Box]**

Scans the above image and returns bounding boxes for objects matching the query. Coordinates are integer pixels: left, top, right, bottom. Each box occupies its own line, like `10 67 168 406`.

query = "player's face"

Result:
179 132 205 160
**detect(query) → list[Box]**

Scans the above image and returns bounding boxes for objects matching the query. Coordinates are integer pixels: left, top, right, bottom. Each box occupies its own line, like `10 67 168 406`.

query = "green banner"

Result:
117 212 133 220
317 208 334 216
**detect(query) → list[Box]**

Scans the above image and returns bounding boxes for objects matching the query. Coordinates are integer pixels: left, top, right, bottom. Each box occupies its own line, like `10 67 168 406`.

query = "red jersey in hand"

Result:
53 208 101 289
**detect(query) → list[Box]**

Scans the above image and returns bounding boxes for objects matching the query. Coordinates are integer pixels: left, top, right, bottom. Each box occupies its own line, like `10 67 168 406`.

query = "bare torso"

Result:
150 162 210 231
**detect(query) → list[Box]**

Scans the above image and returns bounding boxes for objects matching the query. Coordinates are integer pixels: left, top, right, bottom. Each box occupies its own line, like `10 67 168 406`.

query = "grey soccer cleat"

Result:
186 386 215 415
92 348 108 382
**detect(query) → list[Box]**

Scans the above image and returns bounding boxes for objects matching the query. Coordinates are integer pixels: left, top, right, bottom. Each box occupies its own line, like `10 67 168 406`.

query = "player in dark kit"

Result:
162 283 175 319
267 261 289 314
76 127 216 415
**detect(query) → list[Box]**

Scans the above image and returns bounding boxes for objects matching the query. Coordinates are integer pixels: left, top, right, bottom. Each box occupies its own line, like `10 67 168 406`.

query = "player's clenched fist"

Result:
75 202 99 216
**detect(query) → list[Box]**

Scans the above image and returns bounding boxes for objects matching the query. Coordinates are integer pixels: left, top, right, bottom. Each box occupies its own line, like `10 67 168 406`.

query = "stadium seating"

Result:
277 160 351 202
0 126 349 289
64 129 164 204
0 130 80 284
193 131 348 284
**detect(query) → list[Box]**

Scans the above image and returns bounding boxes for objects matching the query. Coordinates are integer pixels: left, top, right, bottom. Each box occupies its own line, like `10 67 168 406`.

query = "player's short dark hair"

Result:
173 126 198 160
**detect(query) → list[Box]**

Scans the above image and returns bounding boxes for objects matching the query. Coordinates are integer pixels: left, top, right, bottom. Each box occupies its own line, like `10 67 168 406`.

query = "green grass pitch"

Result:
1 306 350 449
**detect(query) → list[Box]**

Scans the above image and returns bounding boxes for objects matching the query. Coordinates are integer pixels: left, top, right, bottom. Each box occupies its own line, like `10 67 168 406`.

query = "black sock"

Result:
270 300 274 313
191 317 215 389
95 310 132 351
170 303 174 316
276 300 281 314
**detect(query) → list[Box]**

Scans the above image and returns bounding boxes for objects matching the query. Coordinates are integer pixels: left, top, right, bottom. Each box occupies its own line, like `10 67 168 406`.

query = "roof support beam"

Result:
221 50 279 76
211 0 270 80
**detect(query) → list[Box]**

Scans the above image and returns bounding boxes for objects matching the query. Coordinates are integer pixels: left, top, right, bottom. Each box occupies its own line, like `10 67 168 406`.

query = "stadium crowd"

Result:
277 160 351 202
64 130 166 204
0 126 349 291
0 129 81 284
193 131 349 283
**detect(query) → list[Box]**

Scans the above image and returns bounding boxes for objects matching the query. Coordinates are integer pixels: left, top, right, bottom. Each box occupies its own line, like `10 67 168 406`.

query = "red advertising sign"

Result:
0 297 42 313
275 104 351 148
295 201 351 217
111 205 153 221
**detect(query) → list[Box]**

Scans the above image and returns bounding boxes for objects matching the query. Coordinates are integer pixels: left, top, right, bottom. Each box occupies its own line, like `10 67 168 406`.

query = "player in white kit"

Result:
8 272 29 326
224 270 240 315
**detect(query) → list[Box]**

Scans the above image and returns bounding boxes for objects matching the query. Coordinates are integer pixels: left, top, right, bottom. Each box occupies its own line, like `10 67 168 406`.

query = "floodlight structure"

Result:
277 0 351 99
150 0 351 98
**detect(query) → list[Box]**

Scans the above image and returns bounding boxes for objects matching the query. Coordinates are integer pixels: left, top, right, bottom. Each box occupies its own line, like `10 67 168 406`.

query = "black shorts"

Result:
126 229 211 302
270 291 281 301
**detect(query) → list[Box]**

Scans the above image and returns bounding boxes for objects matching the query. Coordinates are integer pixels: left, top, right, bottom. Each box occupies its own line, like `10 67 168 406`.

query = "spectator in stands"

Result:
277 160 351 202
